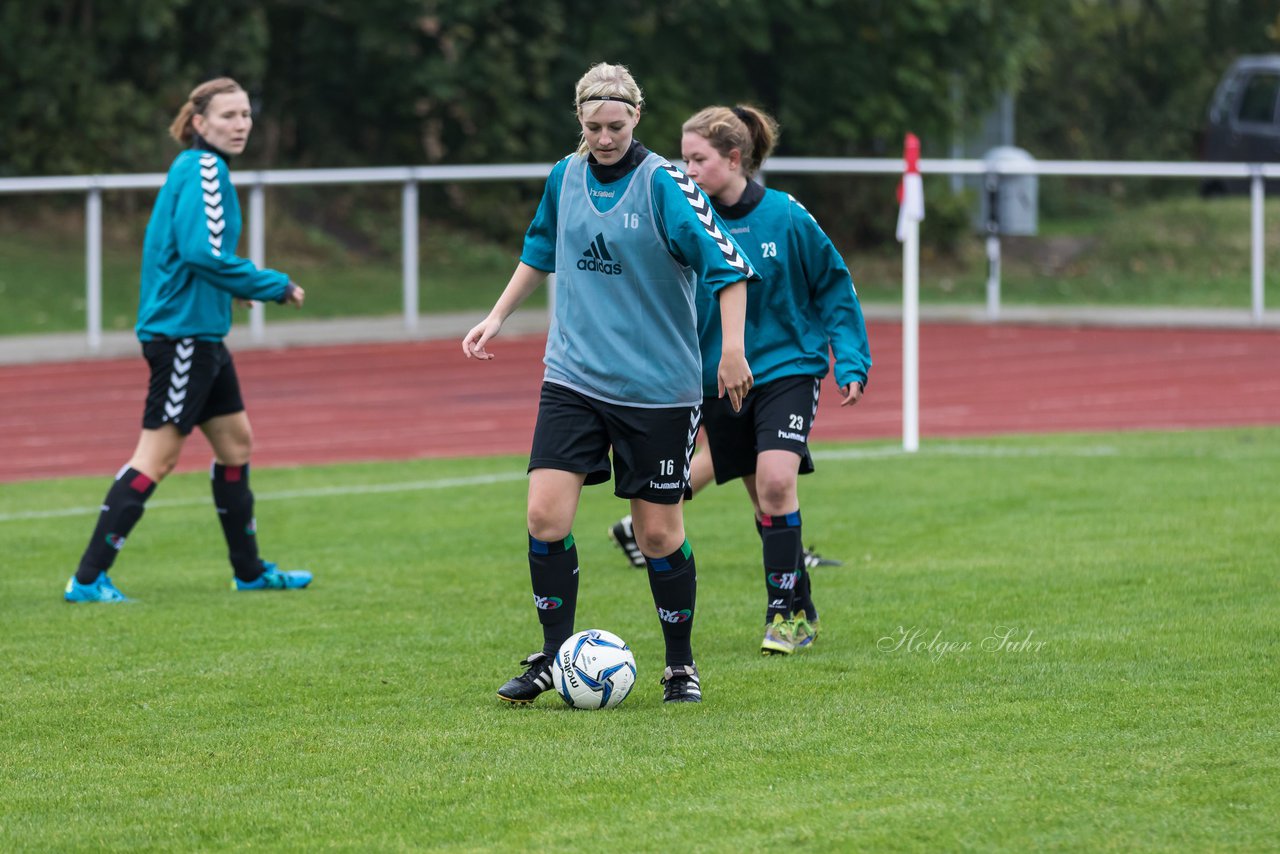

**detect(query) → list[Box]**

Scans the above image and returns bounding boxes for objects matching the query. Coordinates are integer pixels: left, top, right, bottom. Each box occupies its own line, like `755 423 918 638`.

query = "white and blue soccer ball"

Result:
552 629 637 710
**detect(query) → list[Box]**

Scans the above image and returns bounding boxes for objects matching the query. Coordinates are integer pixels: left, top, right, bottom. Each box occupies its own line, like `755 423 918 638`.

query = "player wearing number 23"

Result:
682 104 871 655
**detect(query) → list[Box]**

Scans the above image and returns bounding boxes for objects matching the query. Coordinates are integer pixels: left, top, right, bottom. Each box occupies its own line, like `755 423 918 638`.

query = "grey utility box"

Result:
980 146 1038 236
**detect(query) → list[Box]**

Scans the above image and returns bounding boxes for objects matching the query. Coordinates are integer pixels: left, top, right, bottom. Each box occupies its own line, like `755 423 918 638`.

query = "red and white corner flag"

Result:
897 132 922 452
896 132 924 242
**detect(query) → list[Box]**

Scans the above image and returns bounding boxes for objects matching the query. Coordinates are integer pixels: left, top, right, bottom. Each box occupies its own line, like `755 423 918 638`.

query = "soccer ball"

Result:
552 629 637 710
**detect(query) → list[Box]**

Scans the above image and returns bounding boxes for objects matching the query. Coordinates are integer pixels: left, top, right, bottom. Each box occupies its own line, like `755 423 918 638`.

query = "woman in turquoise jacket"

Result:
682 104 871 656
64 77 311 603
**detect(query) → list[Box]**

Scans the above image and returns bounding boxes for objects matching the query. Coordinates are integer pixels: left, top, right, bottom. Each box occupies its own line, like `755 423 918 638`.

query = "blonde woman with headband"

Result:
463 63 758 705
64 78 310 603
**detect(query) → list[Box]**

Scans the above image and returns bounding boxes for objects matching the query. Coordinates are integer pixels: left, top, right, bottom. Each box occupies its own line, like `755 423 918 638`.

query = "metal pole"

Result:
902 218 920 453
984 171 1001 321
999 91 1015 147
1251 167 1265 324
248 183 266 341
402 180 419 332
985 235 1002 321
85 187 103 353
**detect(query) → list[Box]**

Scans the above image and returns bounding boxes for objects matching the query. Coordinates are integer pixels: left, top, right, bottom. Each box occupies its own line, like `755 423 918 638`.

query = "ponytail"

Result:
682 104 779 178
169 77 244 145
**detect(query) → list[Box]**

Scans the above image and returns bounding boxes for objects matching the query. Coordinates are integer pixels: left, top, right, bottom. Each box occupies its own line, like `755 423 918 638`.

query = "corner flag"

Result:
896 132 924 242
897 132 922 452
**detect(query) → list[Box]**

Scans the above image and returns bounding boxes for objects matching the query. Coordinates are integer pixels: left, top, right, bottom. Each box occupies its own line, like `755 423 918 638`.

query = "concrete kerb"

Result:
861 303 1280 329
0 311 550 365
1 304 1277 366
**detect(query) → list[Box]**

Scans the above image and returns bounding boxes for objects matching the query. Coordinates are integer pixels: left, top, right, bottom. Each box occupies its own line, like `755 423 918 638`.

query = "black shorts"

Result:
702 375 820 484
528 382 701 505
141 338 245 436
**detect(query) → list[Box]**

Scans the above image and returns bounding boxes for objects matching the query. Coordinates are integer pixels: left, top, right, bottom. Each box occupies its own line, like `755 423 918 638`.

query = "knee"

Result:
636 534 682 559
755 474 797 516
234 426 254 461
633 521 683 559
130 451 179 483
526 505 571 543
218 433 254 467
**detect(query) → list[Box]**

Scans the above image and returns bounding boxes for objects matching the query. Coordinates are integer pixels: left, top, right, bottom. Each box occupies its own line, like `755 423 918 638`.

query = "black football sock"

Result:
212 463 264 582
645 541 697 667
529 533 579 657
755 515 815 617
760 511 802 623
75 466 158 583
789 509 817 620
793 559 818 621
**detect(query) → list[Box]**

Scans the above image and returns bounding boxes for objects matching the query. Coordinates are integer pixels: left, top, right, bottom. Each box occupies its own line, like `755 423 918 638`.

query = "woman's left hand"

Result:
717 350 753 412
839 381 865 407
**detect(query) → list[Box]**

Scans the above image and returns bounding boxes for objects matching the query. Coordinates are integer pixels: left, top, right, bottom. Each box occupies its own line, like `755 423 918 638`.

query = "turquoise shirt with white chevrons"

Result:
136 147 290 342
696 185 871 396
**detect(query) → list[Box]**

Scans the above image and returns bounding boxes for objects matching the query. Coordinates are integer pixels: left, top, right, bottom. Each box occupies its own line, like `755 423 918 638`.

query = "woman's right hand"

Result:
284 281 305 308
462 316 502 360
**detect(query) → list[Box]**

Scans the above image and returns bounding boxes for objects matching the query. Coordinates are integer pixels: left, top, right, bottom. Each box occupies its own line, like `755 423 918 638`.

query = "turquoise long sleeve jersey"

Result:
136 147 291 341
696 183 871 396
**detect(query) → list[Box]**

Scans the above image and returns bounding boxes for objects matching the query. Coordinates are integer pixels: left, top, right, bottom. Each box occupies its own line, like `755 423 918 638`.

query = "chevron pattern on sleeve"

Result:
787 192 820 225
199 154 226 258
162 338 195 423
660 163 753 278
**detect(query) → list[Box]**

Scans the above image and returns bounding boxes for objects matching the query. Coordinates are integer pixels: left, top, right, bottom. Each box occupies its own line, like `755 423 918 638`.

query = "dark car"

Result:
1201 55 1280 194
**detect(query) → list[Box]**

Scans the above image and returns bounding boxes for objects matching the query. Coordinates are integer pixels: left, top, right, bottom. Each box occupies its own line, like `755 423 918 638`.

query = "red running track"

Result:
2 321 1279 483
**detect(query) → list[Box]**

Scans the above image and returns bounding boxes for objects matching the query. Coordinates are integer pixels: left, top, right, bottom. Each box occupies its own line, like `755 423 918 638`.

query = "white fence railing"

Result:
0 158 1275 353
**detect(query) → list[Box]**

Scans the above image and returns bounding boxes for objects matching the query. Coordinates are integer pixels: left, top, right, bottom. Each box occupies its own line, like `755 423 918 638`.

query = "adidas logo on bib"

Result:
577 233 622 275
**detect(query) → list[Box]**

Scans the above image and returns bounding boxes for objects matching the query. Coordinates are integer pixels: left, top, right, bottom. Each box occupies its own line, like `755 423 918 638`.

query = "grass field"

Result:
1 428 1277 851
3 189 1279 336
0 202 528 337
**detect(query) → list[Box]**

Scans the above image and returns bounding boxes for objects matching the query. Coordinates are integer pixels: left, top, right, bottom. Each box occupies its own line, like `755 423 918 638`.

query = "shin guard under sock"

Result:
76 466 157 583
529 533 579 656
760 511 802 622
212 463 264 581
757 514 817 620
645 542 697 666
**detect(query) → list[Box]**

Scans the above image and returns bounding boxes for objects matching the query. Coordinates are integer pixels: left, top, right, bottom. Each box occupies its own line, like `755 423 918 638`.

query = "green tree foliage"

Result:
0 1 269 176
1017 0 1280 161
2 0 1035 173
5 1 1277 244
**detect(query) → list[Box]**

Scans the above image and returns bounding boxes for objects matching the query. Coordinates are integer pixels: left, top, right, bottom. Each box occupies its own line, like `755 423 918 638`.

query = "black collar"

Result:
192 133 232 161
713 179 765 220
587 139 648 183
